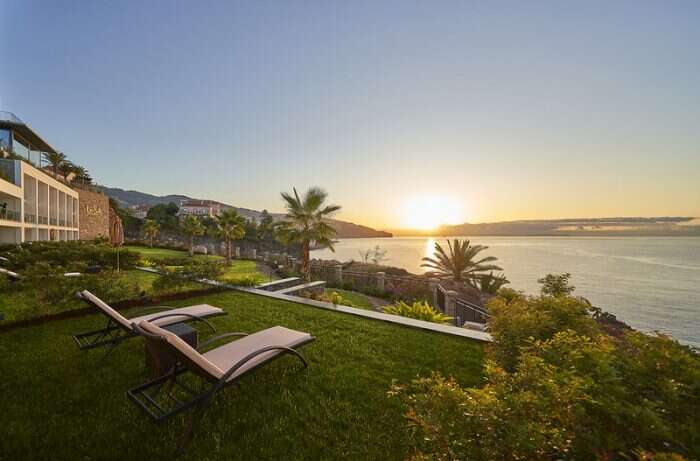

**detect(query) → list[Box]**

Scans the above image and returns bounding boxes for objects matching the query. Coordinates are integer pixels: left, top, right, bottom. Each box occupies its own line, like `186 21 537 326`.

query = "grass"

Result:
123 245 223 261
0 290 484 460
324 288 376 309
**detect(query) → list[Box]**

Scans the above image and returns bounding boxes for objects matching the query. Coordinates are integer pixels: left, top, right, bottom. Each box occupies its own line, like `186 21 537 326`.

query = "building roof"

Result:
0 111 59 154
180 199 221 207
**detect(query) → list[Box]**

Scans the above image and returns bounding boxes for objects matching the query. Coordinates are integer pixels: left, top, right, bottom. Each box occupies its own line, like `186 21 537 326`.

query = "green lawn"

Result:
324 288 376 309
0 290 484 460
124 245 223 261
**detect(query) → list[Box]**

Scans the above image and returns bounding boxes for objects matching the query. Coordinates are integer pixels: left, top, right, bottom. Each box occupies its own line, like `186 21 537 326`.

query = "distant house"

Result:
129 204 150 219
178 199 224 218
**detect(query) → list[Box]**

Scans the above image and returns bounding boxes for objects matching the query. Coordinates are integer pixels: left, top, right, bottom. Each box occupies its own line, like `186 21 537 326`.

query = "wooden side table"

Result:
145 322 198 377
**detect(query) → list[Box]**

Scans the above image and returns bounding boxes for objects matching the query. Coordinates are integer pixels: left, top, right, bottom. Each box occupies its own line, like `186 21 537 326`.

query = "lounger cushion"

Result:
0 267 22 281
81 290 224 330
80 290 132 329
203 326 313 382
138 321 225 379
130 305 224 326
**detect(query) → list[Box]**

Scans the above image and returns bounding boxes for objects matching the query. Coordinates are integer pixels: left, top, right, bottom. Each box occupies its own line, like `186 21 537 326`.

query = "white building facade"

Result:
0 112 80 244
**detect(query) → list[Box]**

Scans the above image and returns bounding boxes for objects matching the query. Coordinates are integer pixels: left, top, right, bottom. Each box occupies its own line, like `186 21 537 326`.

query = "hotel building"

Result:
0 111 80 244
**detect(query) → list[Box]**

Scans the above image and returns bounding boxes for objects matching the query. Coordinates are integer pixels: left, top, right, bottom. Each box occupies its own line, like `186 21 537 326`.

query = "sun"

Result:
400 195 464 230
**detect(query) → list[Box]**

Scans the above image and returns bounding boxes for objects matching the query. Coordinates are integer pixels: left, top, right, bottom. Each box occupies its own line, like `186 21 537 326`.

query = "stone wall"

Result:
77 188 110 240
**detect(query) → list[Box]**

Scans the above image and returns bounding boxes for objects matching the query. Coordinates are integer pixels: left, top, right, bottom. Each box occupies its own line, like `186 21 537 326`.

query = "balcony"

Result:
0 208 21 222
24 213 37 224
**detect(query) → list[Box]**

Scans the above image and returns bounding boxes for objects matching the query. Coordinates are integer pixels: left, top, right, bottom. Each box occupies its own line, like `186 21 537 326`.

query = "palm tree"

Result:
142 219 160 248
42 152 67 178
70 164 92 185
421 239 502 285
58 161 74 182
276 187 341 281
215 209 246 263
478 271 510 295
181 215 205 257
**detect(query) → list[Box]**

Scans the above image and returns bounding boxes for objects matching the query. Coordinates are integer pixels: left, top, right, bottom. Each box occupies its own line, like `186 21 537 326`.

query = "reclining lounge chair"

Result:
128 320 315 454
0 267 22 282
73 290 226 355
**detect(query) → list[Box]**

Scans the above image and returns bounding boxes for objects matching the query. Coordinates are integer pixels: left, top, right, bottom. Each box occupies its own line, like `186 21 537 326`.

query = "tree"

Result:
180 216 205 256
421 239 502 285
215 209 246 263
142 219 160 248
538 273 576 297
276 187 341 281
258 209 275 240
58 161 74 181
42 152 67 178
70 164 92 185
146 202 180 231
479 271 510 295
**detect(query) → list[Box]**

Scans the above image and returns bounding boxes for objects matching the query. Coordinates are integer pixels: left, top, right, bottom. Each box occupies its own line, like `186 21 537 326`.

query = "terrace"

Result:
0 245 485 459
1 293 484 459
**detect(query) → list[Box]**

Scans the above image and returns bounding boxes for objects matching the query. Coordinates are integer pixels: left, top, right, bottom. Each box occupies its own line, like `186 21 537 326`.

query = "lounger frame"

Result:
72 292 223 359
127 325 315 455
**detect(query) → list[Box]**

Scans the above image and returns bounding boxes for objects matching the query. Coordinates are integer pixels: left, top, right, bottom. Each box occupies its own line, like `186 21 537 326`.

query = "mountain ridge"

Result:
389 217 700 237
99 186 392 239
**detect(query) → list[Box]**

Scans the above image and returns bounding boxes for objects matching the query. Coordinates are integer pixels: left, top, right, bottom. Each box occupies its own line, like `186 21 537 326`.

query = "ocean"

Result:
312 236 700 347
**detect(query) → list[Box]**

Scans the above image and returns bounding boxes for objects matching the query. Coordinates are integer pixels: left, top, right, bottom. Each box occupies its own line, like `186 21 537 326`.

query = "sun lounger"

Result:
128 320 315 454
0 267 22 281
73 290 226 355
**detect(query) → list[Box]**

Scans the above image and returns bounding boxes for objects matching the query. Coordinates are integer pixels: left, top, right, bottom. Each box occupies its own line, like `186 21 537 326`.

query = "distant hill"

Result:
391 217 700 237
99 186 392 239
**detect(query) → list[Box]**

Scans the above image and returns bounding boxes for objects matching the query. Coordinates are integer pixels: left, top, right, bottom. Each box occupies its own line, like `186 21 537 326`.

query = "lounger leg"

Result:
99 342 119 364
176 404 207 457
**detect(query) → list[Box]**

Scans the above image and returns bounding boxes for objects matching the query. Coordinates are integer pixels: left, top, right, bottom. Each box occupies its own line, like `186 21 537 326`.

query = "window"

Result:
0 129 10 154
12 133 30 160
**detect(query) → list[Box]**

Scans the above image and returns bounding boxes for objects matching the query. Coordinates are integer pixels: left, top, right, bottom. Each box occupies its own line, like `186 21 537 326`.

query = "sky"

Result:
2 1 699 230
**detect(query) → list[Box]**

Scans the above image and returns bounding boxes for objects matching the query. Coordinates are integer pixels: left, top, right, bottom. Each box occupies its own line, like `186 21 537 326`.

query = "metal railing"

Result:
24 213 36 224
0 209 21 222
38 215 48 225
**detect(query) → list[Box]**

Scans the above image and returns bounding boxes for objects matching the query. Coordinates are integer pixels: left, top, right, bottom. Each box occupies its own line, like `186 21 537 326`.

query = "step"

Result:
256 277 302 291
275 280 326 295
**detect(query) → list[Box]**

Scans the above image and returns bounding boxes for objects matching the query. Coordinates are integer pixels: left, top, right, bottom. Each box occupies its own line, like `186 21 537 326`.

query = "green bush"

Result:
2 241 139 272
152 260 223 293
487 291 601 371
15 264 140 319
390 291 700 461
231 274 264 287
383 300 452 324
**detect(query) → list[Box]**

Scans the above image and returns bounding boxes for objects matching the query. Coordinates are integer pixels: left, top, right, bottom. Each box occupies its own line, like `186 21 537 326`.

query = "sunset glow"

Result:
400 195 464 230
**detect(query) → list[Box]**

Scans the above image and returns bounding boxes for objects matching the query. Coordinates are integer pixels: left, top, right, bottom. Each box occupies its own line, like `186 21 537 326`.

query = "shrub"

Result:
152 260 223 293
3 241 138 271
390 291 700 461
230 274 264 287
385 280 432 303
383 301 452 324
15 265 140 319
487 291 601 371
